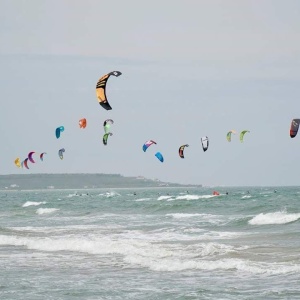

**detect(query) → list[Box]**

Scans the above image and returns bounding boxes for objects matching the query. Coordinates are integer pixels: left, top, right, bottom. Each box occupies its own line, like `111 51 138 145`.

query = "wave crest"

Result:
249 211 300 225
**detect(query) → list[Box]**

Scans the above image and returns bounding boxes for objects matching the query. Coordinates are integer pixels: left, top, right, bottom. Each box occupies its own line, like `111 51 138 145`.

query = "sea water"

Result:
0 186 299 299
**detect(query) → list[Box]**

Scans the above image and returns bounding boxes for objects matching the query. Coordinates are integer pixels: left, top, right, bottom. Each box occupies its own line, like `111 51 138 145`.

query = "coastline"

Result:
0 173 201 191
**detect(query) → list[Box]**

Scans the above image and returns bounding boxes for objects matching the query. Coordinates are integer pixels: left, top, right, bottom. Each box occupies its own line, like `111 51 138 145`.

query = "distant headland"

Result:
0 173 201 190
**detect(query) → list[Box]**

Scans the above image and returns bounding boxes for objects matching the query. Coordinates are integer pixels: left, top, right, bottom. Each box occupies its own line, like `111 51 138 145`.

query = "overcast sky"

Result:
1 0 300 186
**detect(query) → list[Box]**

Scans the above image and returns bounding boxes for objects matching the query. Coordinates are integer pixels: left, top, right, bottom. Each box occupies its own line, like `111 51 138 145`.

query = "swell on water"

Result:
1 234 299 275
249 211 300 225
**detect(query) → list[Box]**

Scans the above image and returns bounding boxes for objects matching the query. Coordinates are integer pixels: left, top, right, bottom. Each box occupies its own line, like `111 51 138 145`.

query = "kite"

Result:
14 157 21 168
28 151 36 163
155 152 164 162
56 126 65 139
58 148 65 160
178 144 189 158
226 130 237 142
103 132 113 145
23 158 29 169
40 152 47 161
103 119 114 134
240 130 250 143
96 71 122 110
79 118 87 128
201 136 209 152
290 119 300 138
142 140 157 152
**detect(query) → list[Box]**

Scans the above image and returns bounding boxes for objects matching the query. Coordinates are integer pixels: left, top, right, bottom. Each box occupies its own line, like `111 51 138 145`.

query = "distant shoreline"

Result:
0 186 200 192
0 173 201 190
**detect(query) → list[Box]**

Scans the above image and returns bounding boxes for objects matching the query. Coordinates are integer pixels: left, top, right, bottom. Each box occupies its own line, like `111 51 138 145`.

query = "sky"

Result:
0 0 300 186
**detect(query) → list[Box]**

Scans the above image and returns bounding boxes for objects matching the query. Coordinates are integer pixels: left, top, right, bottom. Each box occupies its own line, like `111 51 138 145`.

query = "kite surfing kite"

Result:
226 130 237 142
28 151 36 163
178 144 189 158
55 126 65 139
103 119 114 134
23 158 29 169
14 157 21 168
96 71 122 110
58 148 65 160
155 152 164 162
201 136 209 152
290 119 300 138
79 118 87 129
240 130 250 143
142 140 157 152
40 152 47 161
103 132 113 145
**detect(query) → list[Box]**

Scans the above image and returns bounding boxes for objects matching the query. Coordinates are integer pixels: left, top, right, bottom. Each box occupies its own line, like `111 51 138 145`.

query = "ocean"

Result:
0 185 299 299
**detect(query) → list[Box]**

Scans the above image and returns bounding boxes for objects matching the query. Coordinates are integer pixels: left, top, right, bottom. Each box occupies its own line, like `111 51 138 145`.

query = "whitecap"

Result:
176 194 216 200
36 208 59 215
166 213 207 219
249 211 300 225
157 195 172 200
22 201 46 207
135 198 152 202
66 193 79 198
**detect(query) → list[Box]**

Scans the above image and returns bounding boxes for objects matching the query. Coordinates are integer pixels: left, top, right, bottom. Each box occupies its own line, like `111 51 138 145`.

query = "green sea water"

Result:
0 185 299 299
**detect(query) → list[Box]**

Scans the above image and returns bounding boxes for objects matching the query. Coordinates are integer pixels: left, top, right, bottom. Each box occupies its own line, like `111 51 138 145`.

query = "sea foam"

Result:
23 201 46 207
36 208 59 215
249 211 300 225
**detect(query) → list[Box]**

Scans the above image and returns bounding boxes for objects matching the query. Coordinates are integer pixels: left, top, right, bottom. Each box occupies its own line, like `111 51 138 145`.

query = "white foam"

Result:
135 198 152 202
0 234 298 275
176 195 200 200
36 208 59 215
106 191 120 197
157 195 172 200
0 235 235 258
166 213 207 219
241 195 251 199
176 194 216 200
158 194 217 201
22 201 46 207
98 191 120 198
0 234 173 259
8 224 122 234
249 211 300 225
124 256 300 275
66 193 79 198
183 228 205 233
182 229 241 240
